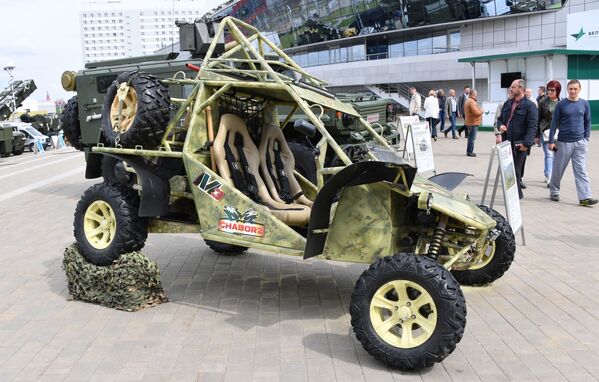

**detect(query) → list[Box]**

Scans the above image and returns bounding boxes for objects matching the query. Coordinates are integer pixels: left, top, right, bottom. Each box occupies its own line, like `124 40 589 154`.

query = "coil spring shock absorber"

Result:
428 215 448 259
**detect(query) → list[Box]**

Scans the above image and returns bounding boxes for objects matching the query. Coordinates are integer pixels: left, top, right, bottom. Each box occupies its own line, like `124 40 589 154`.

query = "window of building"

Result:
432 31 447 54
417 33 432 55
449 30 460 52
351 44 365 61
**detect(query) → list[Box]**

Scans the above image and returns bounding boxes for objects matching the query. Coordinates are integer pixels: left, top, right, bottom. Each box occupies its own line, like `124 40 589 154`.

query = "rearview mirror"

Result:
293 119 316 138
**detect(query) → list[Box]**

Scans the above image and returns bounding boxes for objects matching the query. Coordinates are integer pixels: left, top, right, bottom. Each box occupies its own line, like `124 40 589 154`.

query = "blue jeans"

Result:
428 118 437 137
445 112 457 137
541 135 554 179
466 125 478 154
438 111 446 134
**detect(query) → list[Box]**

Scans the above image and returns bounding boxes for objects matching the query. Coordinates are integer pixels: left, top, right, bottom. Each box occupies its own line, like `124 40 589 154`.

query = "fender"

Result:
86 153 170 217
304 161 417 259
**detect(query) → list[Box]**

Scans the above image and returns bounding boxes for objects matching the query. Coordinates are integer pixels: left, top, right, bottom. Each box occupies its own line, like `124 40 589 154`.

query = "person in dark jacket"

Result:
496 79 538 199
457 85 470 137
437 89 446 136
536 80 561 186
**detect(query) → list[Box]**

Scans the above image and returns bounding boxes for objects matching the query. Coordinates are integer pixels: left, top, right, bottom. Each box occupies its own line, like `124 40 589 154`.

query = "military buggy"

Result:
70 17 515 371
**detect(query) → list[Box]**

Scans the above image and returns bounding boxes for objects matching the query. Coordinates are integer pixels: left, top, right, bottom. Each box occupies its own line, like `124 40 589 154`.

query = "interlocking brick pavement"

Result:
0 133 597 381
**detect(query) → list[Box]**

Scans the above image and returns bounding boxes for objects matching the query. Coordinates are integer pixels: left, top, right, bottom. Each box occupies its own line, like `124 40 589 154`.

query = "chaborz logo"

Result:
193 173 225 201
218 205 265 237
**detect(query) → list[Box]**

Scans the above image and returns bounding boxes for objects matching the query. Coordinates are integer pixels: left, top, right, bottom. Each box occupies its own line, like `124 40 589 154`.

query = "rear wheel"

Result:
204 239 247 255
101 72 170 149
350 253 466 371
73 183 148 266
12 147 24 155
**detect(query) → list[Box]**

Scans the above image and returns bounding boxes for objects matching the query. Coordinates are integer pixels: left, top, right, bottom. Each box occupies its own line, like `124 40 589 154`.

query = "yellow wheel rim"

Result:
110 85 137 134
468 241 496 270
84 200 116 249
370 280 437 348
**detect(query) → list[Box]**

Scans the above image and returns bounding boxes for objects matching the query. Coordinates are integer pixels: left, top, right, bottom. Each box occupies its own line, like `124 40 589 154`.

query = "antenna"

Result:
171 0 175 53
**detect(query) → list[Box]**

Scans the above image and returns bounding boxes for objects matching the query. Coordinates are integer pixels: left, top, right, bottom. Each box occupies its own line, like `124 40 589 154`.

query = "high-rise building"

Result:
79 0 213 63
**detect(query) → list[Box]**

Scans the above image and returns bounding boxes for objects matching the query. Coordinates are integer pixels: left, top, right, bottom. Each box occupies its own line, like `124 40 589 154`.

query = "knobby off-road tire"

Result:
61 96 84 151
451 205 515 286
350 253 466 371
12 147 24 155
204 239 248 255
288 142 317 184
101 72 170 149
73 182 148 266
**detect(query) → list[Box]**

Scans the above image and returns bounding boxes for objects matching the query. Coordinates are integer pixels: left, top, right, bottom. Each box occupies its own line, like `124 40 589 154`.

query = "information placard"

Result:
398 116 420 159
481 141 524 242
410 122 435 174
497 143 522 233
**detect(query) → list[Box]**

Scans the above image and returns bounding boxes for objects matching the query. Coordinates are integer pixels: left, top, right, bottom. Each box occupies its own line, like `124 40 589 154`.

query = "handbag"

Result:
542 128 558 142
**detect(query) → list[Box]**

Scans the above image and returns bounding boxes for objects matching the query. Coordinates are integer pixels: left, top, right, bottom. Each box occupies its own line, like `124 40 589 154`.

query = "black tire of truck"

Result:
204 239 248 255
101 72 170 149
12 147 24 155
450 205 516 286
61 96 84 151
73 182 148 266
288 142 317 184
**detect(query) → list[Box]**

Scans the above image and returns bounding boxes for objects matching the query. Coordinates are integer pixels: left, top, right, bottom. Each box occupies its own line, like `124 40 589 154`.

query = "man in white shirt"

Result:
409 87 421 116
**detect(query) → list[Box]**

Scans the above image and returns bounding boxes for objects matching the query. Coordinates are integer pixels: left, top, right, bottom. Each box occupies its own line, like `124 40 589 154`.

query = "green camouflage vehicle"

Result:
69 17 515 371
0 123 26 158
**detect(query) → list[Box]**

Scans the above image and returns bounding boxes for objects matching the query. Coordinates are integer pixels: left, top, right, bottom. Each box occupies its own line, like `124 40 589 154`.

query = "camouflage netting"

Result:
62 243 168 311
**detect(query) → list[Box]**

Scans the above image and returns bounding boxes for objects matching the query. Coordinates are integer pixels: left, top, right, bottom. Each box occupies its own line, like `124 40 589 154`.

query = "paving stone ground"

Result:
0 132 598 381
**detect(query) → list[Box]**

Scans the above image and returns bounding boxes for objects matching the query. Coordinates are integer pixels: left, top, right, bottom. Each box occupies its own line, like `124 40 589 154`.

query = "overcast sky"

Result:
0 0 225 103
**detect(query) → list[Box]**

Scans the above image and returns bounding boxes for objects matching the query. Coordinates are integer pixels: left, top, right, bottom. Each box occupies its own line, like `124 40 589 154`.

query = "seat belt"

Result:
272 140 294 203
265 139 281 194
223 131 247 194
234 132 261 203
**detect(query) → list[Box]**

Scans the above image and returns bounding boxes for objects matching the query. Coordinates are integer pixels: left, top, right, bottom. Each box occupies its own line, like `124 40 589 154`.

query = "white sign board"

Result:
482 102 500 128
398 116 420 158
497 142 522 232
411 122 435 174
567 10 599 50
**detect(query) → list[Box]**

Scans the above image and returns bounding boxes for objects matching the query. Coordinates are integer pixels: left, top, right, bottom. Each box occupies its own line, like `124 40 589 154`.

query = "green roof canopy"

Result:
458 49 599 63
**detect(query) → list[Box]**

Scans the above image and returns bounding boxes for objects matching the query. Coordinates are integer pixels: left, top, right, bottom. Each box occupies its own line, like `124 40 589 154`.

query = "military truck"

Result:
69 16 516 371
0 123 26 158
60 21 397 182
0 80 36 157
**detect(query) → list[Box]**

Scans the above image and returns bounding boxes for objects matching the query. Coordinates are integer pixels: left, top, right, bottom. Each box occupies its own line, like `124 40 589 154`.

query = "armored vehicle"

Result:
61 22 398 182
0 123 26 158
69 17 516 371
0 79 36 157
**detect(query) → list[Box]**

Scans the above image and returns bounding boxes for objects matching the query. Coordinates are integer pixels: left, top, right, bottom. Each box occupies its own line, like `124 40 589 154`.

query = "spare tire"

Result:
61 96 84 151
101 71 170 149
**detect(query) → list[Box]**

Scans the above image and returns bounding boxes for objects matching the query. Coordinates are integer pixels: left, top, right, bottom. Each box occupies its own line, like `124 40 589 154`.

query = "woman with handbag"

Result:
537 80 561 186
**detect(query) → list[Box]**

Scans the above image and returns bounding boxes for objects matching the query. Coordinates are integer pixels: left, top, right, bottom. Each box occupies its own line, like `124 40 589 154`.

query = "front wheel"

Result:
73 182 148 266
350 253 466 371
450 205 515 286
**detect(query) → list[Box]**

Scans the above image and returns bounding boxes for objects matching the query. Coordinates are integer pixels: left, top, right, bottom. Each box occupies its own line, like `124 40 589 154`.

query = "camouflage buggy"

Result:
70 17 515 371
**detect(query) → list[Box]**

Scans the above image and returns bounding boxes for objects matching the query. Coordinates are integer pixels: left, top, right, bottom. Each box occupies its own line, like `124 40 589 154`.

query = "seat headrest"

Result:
218 114 248 135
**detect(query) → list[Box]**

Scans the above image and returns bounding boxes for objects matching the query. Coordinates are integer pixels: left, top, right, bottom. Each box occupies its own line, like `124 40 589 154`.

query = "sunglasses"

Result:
547 88 556 92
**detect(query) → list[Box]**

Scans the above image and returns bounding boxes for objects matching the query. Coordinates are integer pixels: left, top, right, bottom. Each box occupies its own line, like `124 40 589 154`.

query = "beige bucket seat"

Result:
258 123 313 208
213 114 311 226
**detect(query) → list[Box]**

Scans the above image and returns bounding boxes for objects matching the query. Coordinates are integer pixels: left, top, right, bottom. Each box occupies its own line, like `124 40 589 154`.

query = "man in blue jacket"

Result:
548 80 596 206
496 79 538 199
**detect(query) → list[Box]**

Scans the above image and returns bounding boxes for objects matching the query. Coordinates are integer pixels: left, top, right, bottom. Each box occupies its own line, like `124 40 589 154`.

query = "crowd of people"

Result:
409 80 596 207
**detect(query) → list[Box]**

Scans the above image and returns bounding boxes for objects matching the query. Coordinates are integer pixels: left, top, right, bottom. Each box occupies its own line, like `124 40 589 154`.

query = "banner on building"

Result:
567 10 599 50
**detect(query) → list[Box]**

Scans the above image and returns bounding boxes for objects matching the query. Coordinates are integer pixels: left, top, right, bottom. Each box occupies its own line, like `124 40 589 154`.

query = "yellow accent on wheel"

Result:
468 241 496 270
369 280 437 348
84 200 116 249
110 84 138 134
